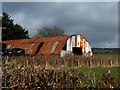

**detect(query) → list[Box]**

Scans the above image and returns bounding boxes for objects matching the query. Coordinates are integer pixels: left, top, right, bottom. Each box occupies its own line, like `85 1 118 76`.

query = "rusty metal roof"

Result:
2 38 36 44
1 35 72 55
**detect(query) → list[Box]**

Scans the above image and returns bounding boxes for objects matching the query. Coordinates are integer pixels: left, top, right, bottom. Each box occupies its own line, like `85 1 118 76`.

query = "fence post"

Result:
88 58 92 67
72 56 74 67
78 59 80 67
27 60 28 67
5 56 8 64
87 59 89 67
109 60 112 66
97 62 100 67
100 60 102 67
55 59 57 65
46 61 48 68
55 59 57 68
82 60 84 85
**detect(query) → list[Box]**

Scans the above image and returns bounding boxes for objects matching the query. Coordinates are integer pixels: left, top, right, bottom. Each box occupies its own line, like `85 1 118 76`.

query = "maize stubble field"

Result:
1 53 120 89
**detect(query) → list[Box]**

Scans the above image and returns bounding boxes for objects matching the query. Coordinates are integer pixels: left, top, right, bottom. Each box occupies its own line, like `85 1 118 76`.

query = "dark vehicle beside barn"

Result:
1 48 10 56
8 48 25 56
1 48 25 56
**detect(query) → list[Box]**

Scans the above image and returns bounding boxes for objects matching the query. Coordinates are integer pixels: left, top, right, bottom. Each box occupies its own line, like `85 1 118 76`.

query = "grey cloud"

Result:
2 2 118 48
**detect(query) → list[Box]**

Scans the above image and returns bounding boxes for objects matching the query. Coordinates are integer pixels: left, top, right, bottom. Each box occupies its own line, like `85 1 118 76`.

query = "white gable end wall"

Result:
61 35 93 57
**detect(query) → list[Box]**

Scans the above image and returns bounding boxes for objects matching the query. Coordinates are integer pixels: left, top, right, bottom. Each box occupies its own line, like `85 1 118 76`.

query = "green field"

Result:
92 48 118 54
94 53 118 57
56 66 119 85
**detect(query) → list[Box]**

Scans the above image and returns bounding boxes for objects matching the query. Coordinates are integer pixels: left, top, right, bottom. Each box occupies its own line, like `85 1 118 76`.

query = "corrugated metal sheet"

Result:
67 38 71 51
72 36 75 47
51 42 59 54
40 41 55 54
80 36 83 48
65 35 93 57
77 35 80 47
1 35 93 56
6 45 11 49
2 38 36 44
60 50 73 57
29 43 40 55
27 43 34 54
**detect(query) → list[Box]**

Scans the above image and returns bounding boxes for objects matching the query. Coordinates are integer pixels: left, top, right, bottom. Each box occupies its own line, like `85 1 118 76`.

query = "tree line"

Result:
1 12 65 41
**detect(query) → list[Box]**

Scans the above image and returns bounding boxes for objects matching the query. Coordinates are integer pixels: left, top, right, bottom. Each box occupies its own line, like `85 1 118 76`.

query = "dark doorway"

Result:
35 42 44 54
72 47 82 55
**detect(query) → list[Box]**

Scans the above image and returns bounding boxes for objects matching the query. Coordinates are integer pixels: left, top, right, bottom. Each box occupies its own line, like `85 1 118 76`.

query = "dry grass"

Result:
2 54 119 69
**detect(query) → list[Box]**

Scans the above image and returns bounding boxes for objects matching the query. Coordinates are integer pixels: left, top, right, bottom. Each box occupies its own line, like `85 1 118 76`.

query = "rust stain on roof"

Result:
29 43 40 55
1 35 72 55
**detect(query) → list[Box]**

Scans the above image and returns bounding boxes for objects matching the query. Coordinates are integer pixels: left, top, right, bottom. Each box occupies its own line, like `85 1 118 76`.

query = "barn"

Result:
1 35 93 57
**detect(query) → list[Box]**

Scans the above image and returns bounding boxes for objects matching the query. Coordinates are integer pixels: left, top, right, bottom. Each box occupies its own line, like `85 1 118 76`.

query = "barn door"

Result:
72 47 82 55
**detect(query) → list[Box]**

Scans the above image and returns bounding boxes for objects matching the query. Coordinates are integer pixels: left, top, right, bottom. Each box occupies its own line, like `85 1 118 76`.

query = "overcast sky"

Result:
2 2 118 48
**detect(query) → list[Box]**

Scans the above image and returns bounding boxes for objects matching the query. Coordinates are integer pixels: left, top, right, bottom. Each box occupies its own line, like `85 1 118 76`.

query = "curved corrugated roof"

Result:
1 35 72 55
2 38 36 44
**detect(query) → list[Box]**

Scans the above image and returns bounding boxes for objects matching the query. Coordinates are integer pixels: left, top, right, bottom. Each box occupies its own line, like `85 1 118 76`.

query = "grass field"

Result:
94 53 118 57
56 66 119 84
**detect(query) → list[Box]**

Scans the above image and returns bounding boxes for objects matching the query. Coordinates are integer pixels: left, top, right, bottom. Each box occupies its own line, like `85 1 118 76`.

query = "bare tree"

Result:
34 26 65 38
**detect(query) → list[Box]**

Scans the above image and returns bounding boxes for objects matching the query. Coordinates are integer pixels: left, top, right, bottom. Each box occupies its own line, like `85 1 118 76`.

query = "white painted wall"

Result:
61 35 93 57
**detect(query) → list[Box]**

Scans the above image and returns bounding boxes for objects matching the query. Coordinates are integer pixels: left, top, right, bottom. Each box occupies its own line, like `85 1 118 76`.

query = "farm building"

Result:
1 35 93 57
